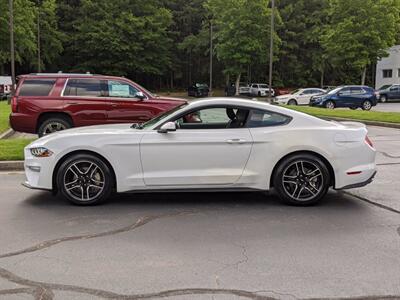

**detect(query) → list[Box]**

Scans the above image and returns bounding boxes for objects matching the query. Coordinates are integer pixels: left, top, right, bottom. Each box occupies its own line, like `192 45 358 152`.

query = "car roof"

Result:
18 73 129 81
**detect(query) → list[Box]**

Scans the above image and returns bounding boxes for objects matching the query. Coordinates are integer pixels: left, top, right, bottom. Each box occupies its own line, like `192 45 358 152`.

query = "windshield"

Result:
378 85 391 90
290 89 301 94
259 84 269 89
135 103 188 129
327 87 342 95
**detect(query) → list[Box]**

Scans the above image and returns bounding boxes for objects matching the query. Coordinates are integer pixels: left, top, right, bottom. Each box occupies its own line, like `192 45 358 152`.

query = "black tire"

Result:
324 100 335 109
380 95 387 103
38 116 72 137
56 154 114 205
361 100 372 111
273 153 330 206
288 99 298 105
258 91 262 97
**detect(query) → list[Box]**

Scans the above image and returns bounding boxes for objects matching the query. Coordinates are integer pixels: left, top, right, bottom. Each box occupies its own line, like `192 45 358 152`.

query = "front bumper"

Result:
22 181 51 191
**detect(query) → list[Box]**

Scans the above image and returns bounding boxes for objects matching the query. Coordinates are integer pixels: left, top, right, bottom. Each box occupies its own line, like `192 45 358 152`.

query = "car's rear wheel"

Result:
38 117 72 137
273 154 330 206
324 101 335 109
362 100 372 111
57 154 114 205
288 99 298 105
380 95 387 103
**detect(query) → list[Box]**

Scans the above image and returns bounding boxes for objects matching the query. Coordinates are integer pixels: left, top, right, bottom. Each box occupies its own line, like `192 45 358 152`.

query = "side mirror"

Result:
158 122 176 133
136 91 145 100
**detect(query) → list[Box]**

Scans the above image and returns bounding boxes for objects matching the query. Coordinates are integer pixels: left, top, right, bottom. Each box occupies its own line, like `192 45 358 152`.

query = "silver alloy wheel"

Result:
42 122 67 135
282 160 324 201
380 96 387 103
63 160 105 202
325 101 335 109
363 101 372 110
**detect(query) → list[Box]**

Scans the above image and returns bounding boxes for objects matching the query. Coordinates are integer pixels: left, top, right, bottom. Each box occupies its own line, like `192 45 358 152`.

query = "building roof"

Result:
0 76 12 85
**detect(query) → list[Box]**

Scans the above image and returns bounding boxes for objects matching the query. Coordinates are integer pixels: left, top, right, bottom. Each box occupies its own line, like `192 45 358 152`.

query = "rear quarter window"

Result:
247 109 291 128
18 79 56 96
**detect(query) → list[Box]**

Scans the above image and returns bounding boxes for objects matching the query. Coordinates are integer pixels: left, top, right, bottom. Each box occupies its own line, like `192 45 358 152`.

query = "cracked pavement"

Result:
0 126 400 300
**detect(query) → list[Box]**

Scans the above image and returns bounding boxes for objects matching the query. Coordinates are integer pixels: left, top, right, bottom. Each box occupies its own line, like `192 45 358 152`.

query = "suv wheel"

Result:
273 154 330 206
288 99 297 105
362 100 372 111
38 117 72 137
324 100 335 109
57 154 114 205
258 91 262 97
380 95 387 103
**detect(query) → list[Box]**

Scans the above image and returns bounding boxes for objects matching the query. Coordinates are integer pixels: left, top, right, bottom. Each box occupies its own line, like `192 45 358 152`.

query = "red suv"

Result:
10 73 187 137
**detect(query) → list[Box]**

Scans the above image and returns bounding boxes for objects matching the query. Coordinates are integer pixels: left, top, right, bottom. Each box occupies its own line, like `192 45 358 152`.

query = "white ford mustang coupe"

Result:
23 98 376 206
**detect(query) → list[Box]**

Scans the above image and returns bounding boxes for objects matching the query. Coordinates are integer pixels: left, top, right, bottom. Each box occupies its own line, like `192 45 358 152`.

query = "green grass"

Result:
0 139 35 161
0 101 11 134
284 105 400 124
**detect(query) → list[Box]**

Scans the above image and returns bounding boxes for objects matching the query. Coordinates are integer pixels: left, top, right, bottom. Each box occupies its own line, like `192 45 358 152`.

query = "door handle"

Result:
226 138 247 144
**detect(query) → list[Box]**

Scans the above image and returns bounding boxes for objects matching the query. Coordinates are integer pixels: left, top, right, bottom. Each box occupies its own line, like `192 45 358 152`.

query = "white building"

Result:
0 76 12 96
376 45 400 89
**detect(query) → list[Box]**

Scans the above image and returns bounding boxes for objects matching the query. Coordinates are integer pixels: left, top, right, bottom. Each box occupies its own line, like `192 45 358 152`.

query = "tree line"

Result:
1 0 399 90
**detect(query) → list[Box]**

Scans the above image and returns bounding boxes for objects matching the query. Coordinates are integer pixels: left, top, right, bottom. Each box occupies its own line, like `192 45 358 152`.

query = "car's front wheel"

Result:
273 154 330 206
362 100 372 111
324 100 335 109
288 99 298 105
380 95 387 103
57 154 114 205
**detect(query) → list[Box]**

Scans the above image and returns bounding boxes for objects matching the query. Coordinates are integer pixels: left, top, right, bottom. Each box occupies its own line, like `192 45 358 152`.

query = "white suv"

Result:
250 83 275 97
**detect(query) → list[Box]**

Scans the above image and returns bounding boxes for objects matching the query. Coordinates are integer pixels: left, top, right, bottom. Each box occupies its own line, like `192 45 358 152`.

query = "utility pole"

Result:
9 0 16 101
268 0 275 103
37 5 41 73
209 20 213 95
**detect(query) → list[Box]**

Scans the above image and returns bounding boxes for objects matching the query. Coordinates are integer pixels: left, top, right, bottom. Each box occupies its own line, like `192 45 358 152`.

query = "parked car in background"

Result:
309 86 378 110
376 84 400 102
250 83 275 97
275 88 326 105
225 82 251 96
9 73 186 137
275 87 295 96
188 83 209 97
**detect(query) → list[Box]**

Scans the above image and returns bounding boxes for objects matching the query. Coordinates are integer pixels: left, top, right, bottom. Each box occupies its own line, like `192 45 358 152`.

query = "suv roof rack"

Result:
29 72 94 76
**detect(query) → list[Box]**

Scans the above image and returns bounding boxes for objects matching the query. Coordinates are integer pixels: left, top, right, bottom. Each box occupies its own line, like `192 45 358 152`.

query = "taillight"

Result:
11 96 18 113
365 136 374 148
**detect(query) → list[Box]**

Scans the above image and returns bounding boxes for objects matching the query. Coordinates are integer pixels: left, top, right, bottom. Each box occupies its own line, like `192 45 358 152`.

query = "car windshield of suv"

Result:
378 85 391 90
327 87 342 95
135 103 188 130
259 84 269 89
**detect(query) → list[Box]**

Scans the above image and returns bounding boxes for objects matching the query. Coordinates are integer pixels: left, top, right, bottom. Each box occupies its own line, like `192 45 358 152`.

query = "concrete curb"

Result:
0 161 24 171
0 129 15 139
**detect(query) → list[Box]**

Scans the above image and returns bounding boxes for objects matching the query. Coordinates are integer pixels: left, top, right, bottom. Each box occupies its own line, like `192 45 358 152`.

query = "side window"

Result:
175 107 249 129
63 79 104 97
351 87 365 95
252 84 258 88
108 80 139 98
19 79 56 96
247 109 291 128
339 87 351 96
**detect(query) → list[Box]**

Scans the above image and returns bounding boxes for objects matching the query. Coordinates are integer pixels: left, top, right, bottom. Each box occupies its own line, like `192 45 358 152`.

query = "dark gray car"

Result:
377 84 400 102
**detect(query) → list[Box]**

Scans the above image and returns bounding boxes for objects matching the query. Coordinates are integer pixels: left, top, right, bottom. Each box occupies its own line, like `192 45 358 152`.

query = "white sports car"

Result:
23 98 376 206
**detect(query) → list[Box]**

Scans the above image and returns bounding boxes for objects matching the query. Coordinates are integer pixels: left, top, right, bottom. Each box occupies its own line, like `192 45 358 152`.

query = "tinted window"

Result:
247 109 291 128
64 79 103 97
108 80 139 98
339 87 351 95
19 79 56 96
351 87 365 94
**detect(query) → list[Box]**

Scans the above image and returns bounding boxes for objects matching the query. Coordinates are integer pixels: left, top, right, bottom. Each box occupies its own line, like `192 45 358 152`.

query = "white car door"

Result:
140 107 253 186
296 90 312 105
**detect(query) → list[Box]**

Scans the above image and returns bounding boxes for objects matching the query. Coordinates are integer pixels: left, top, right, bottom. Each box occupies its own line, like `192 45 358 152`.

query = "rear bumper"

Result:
335 171 376 190
9 113 37 134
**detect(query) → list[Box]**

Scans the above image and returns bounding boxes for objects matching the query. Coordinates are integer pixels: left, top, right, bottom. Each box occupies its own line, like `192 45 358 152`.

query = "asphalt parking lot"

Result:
0 126 399 300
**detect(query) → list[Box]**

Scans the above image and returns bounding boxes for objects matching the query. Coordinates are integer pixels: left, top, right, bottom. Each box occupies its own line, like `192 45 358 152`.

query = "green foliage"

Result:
321 0 400 84
0 138 35 161
206 0 281 79
0 101 11 134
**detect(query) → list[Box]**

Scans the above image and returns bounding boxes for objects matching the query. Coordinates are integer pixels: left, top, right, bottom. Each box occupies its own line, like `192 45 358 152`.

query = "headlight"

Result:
30 147 53 157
